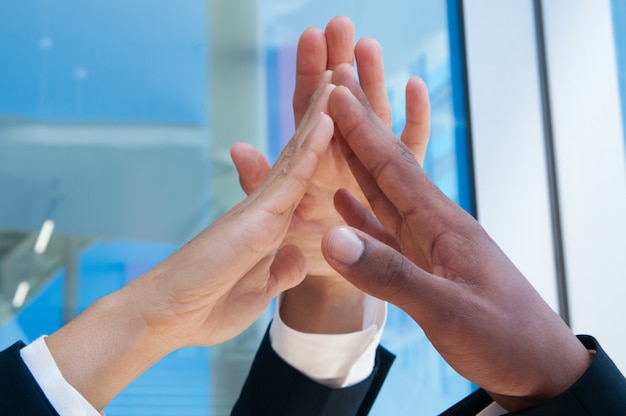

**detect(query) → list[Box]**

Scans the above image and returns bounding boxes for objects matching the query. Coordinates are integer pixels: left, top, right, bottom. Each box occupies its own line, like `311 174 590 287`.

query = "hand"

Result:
232 16 430 334
45 76 335 410
137 78 335 348
322 64 593 411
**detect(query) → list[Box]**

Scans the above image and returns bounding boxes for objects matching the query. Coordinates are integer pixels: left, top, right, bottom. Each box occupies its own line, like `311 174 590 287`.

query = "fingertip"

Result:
355 37 382 56
325 226 365 265
318 111 335 141
328 84 354 104
328 85 363 131
327 88 342 117
407 76 426 89
299 26 324 44
403 79 430 163
354 39 384 75
299 110 334 158
325 16 355 69
327 15 353 29
230 141 254 155
230 142 250 167
326 15 352 26
406 77 430 105
270 245 307 294
325 15 355 44
328 84 345 102
296 27 327 73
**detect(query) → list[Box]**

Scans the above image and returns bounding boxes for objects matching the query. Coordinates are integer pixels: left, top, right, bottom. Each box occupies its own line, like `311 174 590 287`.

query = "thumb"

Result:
267 245 308 296
321 226 445 318
230 142 271 195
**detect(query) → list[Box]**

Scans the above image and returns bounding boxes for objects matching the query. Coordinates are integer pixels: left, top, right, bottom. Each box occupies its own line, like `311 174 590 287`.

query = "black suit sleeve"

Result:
440 335 626 416
232 327 395 416
0 341 59 416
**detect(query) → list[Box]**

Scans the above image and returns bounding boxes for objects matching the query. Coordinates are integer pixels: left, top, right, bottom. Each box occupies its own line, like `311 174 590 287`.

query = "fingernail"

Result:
328 227 364 265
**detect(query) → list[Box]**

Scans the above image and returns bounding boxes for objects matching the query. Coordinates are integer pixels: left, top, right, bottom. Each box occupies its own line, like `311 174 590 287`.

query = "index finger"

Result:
328 83 439 218
262 74 335 204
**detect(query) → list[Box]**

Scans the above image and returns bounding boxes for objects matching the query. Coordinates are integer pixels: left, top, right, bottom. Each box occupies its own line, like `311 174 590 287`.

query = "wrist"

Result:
46 285 173 410
280 275 365 334
487 336 594 412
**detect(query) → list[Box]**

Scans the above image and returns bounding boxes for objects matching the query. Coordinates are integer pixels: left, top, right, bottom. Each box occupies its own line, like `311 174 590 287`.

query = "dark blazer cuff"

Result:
507 335 626 415
441 335 626 416
232 325 395 416
0 341 60 415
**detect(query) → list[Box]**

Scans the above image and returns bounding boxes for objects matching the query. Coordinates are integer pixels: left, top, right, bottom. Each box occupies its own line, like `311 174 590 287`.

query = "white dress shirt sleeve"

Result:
476 402 508 416
20 336 103 416
269 294 387 388
19 302 522 415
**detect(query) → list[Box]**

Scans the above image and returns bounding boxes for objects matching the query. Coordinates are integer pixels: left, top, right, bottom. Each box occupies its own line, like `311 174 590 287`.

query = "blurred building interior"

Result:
1 0 624 414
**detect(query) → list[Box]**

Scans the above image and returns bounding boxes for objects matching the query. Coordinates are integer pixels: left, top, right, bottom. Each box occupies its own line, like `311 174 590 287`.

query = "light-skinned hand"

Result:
45 74 336 410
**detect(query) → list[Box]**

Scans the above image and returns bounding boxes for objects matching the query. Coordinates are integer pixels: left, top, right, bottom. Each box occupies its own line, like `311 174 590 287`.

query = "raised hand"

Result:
322 64 593 411
45 76 335 410
232 16 430 334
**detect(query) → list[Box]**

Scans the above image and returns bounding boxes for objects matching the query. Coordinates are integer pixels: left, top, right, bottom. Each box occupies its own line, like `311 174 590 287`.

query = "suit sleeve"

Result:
232 327 395 416
0 341 59 416
440 335 626 416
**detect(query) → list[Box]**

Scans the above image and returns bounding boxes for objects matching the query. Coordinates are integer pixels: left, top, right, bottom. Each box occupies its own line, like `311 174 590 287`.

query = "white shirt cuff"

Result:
269 294 386 388
20 336 103 416
476 401 508 416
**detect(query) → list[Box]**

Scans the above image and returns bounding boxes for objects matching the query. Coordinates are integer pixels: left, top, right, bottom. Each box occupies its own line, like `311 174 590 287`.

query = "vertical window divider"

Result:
532 0 570 326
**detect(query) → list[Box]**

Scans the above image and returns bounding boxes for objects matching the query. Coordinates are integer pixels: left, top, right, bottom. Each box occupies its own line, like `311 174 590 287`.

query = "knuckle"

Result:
373 251 413 298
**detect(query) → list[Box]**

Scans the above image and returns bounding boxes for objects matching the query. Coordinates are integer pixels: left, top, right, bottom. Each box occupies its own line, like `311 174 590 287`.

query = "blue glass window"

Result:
0 1 475 414
263 1 474 413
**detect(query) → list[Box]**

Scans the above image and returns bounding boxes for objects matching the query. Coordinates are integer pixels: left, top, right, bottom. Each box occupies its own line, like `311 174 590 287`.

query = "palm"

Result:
285 137 365 276
396 206 567 393
138 83 336 348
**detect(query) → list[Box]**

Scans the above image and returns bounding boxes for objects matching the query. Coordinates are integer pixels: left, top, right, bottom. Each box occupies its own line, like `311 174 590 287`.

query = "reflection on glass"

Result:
612 0 626 150
0 0 473 414
264 1 474 414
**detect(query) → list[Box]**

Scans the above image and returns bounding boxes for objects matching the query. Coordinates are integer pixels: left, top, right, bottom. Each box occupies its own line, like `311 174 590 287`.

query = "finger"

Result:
331 64 373 110
293 71 334 141
334 188 400 251
333 124 405 239
401 77 430 165
321 226 452 324
355 38 392 127
231 143 271 195
217 110 331 274
261 112 335 210
324 16 355 69
294 27 327 126
329 84 436 218
264 75 334 200
274 74 334 185
267 245 307 296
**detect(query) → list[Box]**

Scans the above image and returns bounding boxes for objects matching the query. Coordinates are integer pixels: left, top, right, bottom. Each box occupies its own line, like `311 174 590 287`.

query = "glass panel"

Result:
0 0 474 414
266 1 475 414
0 2 214 414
